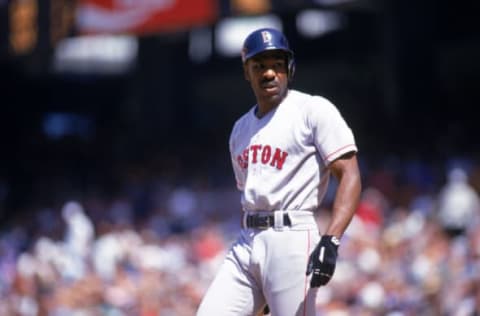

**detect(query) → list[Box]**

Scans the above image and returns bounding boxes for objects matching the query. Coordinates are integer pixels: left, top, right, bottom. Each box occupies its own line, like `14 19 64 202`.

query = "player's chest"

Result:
233 113 311 169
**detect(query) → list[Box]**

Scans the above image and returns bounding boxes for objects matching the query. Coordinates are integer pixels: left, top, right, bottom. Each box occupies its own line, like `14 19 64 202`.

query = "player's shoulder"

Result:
233 105 255 127
289 89 338 113
230 105 255 137
287 89 312 104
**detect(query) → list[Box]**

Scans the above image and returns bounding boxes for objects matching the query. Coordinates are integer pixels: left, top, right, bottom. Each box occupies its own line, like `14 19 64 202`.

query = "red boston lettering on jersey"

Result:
271 148 288 169
236 156 245 169
261 145 271 164
236 144 288 170
250 144 262 163
237 148 249 168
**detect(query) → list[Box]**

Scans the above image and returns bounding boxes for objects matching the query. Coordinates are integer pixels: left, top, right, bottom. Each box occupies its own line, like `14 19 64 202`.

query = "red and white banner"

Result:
76 0 218 35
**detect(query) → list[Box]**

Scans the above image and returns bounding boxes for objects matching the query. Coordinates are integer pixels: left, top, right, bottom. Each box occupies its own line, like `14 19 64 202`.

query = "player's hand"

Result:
263 304 270 315
306 235 340 287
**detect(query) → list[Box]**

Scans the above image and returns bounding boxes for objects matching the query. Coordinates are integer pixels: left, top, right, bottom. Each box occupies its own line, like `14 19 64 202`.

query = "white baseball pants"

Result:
197 211 320 316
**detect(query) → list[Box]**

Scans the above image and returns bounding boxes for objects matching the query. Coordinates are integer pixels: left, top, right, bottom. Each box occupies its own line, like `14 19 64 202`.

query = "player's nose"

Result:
262 68 276 79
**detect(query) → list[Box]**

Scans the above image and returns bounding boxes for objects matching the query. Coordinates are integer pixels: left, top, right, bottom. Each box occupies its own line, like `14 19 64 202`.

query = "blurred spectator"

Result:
167 186 199 233
353 187 388 237
436 167 480 238
61 200 95 281
91 221 126 282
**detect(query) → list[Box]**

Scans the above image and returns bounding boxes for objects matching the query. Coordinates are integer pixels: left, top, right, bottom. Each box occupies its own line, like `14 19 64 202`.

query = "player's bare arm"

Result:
306 151 361 288
325 151 362 238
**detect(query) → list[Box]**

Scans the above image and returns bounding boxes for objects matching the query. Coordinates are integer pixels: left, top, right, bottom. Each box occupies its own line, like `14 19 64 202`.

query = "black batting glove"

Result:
263 304 270 315
306 235 340 287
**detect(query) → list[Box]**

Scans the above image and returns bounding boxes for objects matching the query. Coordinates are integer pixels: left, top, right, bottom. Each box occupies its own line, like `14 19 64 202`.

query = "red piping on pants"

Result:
303 230 312 316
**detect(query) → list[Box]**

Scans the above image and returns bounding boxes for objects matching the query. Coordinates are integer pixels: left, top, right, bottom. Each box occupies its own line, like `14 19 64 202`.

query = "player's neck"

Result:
255 104 275 118
255 91 289 118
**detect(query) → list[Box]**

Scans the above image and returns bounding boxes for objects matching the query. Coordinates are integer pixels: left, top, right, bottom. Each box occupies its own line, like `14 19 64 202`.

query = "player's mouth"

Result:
261 82 278 94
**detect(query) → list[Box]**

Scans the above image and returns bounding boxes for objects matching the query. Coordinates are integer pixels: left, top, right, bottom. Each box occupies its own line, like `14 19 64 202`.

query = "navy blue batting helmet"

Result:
241 28 295 79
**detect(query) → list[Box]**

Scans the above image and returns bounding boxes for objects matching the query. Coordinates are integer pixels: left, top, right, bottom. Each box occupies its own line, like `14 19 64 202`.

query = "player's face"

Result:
244 50 289 109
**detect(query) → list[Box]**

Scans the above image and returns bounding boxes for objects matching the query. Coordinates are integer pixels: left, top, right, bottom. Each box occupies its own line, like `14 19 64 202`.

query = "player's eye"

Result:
252 63 264 71
267 62 284 73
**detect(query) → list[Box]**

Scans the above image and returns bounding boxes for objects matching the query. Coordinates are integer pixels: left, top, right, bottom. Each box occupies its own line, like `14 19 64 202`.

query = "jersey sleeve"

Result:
229 122 245 191
307 96 357 164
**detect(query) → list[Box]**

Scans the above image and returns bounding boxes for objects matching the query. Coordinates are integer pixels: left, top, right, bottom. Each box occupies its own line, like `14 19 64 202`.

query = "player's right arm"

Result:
229 121 246 191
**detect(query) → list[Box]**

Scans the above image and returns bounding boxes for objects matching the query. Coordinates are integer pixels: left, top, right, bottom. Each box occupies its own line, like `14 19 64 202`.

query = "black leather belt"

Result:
245 213 291 229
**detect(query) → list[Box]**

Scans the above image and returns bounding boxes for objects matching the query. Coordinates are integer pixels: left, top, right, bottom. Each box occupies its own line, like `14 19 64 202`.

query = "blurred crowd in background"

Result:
1 154 480 316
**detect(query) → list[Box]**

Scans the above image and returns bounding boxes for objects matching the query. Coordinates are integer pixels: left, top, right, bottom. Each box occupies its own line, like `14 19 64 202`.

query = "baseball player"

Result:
196 28 361 316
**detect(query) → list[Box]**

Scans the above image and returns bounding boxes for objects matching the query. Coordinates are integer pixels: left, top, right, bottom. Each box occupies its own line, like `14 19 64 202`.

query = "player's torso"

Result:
231 90 325 211
232 95 313 170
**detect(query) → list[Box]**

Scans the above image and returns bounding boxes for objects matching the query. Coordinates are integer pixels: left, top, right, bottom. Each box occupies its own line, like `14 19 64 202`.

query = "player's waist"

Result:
242 210 316 230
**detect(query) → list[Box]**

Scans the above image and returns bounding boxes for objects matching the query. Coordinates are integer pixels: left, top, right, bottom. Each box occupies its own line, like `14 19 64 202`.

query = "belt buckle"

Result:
256 215 271 229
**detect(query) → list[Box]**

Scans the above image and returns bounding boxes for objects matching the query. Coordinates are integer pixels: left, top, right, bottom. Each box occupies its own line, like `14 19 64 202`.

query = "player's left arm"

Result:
325 151 361 238
306 151 361 287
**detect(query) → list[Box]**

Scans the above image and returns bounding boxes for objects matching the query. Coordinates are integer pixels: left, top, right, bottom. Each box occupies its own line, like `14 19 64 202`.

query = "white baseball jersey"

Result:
198 90 358 316
229 89 357 212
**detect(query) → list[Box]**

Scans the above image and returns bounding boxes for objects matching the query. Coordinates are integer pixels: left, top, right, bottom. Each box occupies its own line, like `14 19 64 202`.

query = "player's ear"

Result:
243 64 250 81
